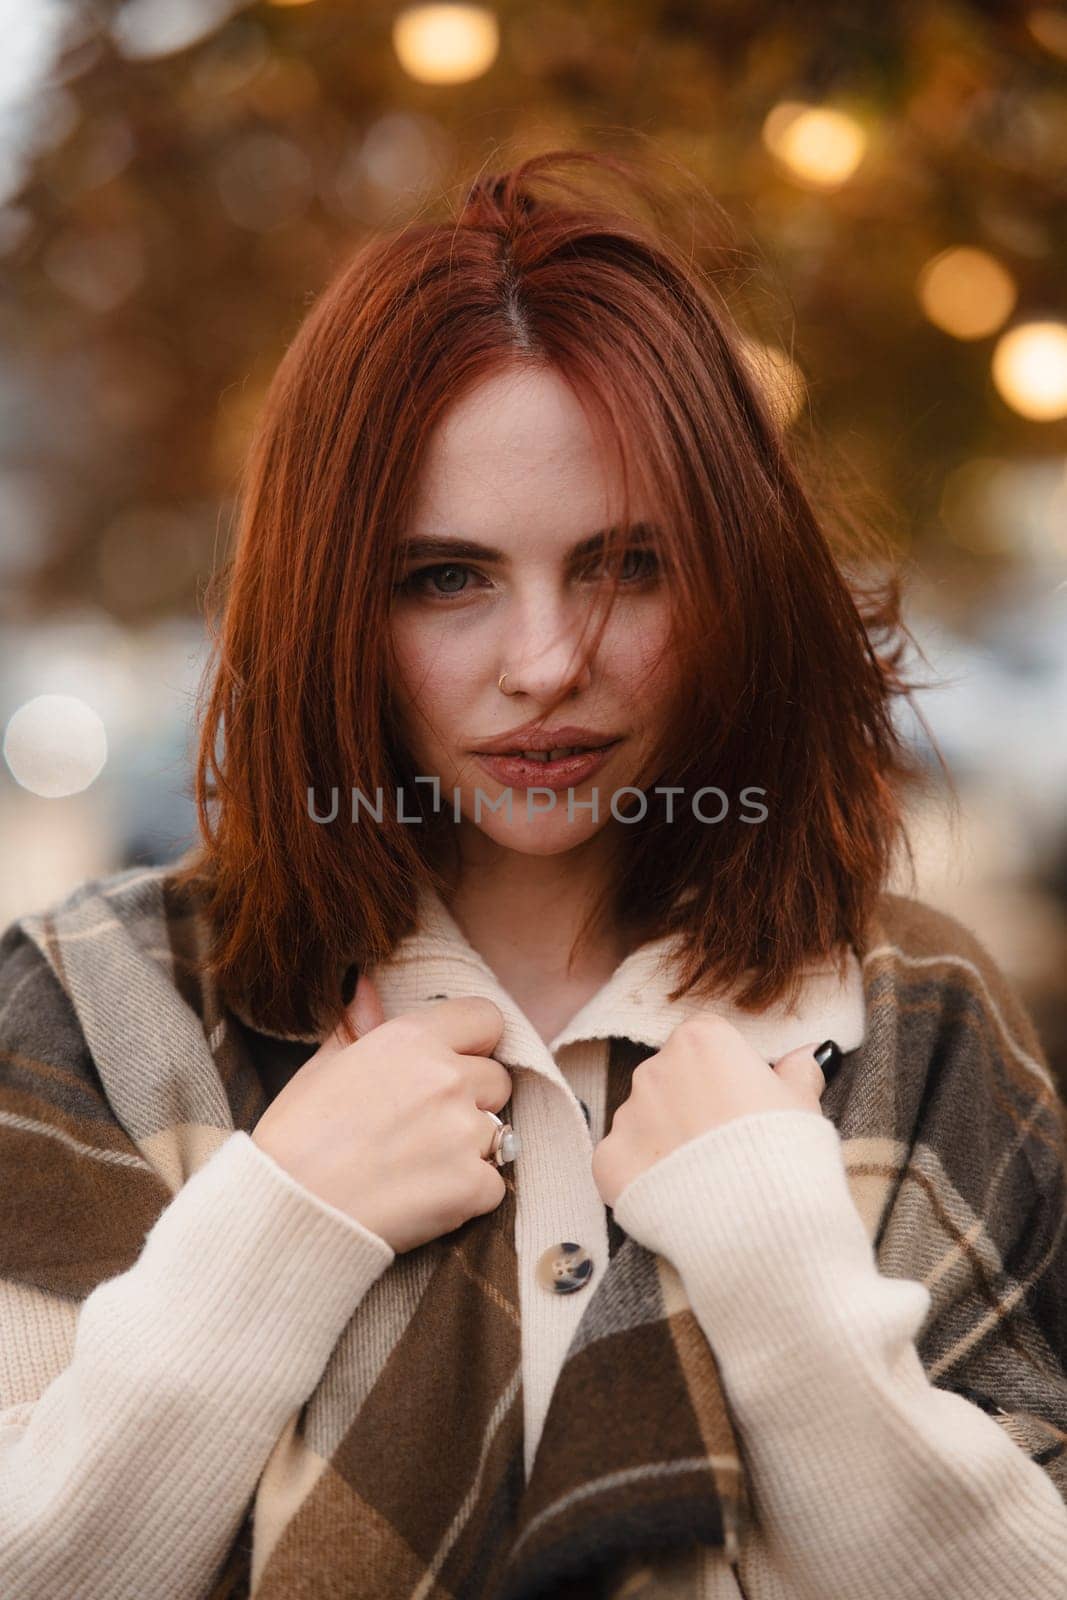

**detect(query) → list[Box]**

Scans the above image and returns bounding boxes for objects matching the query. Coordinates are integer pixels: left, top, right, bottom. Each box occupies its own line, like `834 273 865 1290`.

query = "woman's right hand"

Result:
250 972 513 1254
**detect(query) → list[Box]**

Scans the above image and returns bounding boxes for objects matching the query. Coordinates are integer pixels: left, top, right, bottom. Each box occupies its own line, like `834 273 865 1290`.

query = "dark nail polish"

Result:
813 1039 842 1078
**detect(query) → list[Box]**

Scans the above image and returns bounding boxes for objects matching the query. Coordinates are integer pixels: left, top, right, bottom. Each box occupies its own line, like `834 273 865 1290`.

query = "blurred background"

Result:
1 0 1065 1085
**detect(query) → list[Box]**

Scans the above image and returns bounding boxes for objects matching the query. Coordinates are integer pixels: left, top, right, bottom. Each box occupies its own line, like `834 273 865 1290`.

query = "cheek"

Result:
388 618 442 758
608 602 677 700
388 615 478 749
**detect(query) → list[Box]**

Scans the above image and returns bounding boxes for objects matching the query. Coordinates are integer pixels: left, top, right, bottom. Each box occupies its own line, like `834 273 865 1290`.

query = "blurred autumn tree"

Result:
0 0 1064 631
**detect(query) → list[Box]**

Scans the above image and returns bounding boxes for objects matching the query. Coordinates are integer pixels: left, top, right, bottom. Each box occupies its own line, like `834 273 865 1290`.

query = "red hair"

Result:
174 149 940 1042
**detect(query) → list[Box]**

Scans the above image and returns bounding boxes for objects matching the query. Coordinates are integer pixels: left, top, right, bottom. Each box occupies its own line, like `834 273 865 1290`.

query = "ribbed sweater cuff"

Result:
129 1130 396 1431
610 1108 931 1385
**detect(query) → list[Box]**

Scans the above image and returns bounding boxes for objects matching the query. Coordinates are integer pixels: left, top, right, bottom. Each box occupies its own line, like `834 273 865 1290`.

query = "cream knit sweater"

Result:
2 882 1065 1598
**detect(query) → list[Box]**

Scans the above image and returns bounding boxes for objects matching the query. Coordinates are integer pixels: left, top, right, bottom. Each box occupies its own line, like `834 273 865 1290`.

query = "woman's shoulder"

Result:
867 886 1011 968
0 858 233 1177
4 857 202 965
0 866 171 1130
0 857 211 1053
862 887 1064 1131
8 855 197 937
866 887 1044 1033
0 863 207 1298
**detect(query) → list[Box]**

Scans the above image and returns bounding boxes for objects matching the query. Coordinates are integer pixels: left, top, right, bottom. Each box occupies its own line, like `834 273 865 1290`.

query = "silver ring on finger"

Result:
481 1109 521 1166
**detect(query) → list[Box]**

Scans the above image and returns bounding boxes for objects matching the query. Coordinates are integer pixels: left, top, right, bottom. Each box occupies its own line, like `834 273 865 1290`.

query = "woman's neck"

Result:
437 843 637 1039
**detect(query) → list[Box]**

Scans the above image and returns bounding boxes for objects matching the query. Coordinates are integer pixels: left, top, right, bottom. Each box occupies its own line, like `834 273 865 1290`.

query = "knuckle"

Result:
671 1011 713 1049
630 1055 665 1093
452 1102 481 1144
590 1139 616 1188
468 1160 502 1209
463 995 504 1033
384 1013 427 1050
675 1012 727 1044
426 1058 464 1099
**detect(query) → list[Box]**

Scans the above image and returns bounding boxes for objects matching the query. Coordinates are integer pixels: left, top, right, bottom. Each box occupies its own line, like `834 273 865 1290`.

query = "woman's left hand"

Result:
591 1014 829 1210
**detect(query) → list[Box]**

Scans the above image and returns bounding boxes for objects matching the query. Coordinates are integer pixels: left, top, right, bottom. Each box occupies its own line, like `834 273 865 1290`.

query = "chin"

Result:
474 820 606 857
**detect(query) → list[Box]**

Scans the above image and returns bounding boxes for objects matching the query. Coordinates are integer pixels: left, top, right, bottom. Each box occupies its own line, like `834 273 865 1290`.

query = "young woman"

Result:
1 151 1064 1600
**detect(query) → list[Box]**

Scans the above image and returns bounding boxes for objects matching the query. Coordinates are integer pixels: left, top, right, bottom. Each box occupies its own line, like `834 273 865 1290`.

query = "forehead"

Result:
410 365 618 542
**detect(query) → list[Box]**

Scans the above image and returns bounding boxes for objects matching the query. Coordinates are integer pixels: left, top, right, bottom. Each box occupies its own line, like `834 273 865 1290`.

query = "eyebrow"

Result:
398 520 661 564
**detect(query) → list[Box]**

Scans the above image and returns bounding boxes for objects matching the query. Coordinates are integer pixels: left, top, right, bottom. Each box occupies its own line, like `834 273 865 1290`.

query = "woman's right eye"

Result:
395 563 483 599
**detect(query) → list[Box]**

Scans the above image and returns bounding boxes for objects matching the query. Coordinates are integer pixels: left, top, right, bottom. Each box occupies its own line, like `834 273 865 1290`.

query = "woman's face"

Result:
388 364 678 862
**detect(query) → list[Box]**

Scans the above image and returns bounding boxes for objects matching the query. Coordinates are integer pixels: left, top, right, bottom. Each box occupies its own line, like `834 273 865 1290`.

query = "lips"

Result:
471 724 622 757
500 743 607 761
472 742 620 792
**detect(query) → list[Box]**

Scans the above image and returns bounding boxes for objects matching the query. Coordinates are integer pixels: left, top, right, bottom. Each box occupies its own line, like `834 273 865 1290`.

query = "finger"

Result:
318 970 386 1057
349 969 387 1035
418 994 506 1057
771 1040 827 1097
473 1105 503 1161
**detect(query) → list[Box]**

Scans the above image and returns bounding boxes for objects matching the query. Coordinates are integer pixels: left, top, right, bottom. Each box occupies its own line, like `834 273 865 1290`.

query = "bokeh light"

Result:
3 694 108 798
0 0 78 205
761 102 868 189
110 0 240 62
43 224 145 313
939 455 1067 559
392 4 499 85
992 321 1067 420
917 247 1017 341
214 132 314 230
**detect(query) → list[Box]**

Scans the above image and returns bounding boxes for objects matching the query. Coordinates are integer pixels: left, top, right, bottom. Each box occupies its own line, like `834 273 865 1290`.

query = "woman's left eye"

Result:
586 548 661 584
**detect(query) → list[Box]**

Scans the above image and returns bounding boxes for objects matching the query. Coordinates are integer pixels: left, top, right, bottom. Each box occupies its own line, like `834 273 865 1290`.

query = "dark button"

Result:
426 993 448 1000
535 1241 595 1295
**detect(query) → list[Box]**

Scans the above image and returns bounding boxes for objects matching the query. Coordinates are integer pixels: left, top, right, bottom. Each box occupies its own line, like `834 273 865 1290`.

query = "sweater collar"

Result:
349 881 866 1086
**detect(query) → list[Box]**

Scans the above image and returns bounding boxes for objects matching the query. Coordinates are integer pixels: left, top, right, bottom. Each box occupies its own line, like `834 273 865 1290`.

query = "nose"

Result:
495 585 595 699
